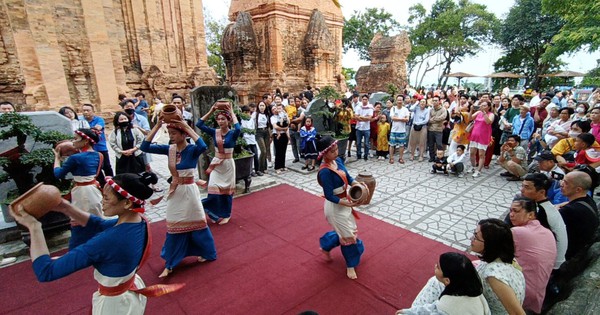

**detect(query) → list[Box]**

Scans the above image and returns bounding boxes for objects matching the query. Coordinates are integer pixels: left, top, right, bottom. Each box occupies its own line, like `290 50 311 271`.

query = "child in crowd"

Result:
446 144 467 177
376 114 390 160
241 105 260 176
431 149 448 174
300 116 318 171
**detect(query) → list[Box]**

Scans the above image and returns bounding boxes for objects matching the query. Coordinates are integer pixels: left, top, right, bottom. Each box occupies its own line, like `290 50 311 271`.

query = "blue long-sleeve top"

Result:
32 216 146 281
54 151 101 179
300 126 317 148
318 158 355 204
195 120 241 150
511 112 535 140
140 138 207 169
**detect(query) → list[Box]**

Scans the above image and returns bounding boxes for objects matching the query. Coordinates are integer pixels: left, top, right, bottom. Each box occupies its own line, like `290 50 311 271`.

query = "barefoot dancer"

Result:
54 128 104 249
10 173 183 314
316 136 365 279
141 120 217 278
196 101 241 225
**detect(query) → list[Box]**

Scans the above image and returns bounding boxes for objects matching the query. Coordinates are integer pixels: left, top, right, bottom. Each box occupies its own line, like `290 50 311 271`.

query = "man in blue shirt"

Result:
134 92 149 119
81 103 113 178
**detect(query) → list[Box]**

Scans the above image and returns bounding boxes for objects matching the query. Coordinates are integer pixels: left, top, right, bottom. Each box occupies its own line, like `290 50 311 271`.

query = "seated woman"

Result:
397 252 490 315
9 173 182 314
410 219 526 315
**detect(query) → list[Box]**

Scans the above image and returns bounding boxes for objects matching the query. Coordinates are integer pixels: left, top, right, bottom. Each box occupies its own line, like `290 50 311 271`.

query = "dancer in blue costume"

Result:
9 173 182 315
196 101 241 225
54 128 104 249
316 135 365 279
141 119 217 278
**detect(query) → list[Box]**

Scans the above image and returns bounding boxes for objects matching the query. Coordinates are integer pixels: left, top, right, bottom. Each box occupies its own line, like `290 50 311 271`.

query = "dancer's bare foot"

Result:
320 248 332 262
346 267 357 279
218 217 230 225
159 268 172 278
198 256 207 263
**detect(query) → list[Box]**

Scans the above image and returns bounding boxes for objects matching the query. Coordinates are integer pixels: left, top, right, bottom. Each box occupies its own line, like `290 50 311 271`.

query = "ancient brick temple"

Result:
0 0 217 113
355 32 411 93
222 0 346 104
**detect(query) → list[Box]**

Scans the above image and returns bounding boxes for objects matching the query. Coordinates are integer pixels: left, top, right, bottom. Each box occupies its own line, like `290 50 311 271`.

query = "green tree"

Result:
204 13 227 80
408 0 499 88
581 60 600 86
342 8 401 61
542 0 600 59
494 0 564 90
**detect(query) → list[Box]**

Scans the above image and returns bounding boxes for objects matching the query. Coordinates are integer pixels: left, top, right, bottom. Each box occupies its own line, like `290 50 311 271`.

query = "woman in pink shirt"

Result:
468 100 494 178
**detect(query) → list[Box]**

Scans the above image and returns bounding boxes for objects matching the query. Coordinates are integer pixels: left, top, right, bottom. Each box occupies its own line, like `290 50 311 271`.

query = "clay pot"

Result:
161 104 183 123
348 183 370 205
214 100 231 111
54 140 78 157
9 183 62 219
354 171 376 204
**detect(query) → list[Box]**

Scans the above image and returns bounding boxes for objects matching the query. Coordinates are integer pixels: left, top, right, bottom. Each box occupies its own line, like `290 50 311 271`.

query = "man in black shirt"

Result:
559 171 599 260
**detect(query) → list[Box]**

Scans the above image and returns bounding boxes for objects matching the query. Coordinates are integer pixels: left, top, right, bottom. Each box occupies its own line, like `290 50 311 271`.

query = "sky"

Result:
203 0 599 86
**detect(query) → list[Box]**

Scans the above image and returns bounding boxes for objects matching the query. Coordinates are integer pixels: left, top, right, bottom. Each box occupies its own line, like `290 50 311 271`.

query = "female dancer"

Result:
316 135 364 279
141 120 217 278
196 101 241 225
9 172 182 314
54 128 103 249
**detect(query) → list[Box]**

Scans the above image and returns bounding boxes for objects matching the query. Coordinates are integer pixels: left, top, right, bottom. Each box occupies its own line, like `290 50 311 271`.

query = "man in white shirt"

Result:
389 95 410 163
354 94 373 160
529 89 541 107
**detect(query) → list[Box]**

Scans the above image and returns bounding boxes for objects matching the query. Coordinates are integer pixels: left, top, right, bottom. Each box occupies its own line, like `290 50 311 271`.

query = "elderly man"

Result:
427 96 447 162
512 104 535 148
499 135 528 181
559 171 599 260
509 196 557 314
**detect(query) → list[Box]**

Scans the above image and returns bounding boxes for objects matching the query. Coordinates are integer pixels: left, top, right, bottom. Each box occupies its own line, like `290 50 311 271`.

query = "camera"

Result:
473 105 480 111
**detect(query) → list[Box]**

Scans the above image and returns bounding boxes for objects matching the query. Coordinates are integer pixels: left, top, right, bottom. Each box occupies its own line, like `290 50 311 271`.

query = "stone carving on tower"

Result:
0 0 217 113
223 0 345 103
355 32 412 93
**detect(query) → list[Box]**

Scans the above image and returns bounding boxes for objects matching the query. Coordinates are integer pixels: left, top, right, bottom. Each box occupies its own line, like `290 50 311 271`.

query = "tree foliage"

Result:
581 60 600 86
342 8 401 61
407 0 499 88
542 0 600 59
494 0 564 90
204 12 227 81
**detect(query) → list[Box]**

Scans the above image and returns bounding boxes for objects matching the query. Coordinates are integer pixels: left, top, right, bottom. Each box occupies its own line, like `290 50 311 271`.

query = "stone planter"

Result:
234 152 254 194
1 203 15 223
336 138 348 162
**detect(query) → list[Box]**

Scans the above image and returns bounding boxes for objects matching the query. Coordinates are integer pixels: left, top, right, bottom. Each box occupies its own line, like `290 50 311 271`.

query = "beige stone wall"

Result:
0 0 216 113
226 1 344 103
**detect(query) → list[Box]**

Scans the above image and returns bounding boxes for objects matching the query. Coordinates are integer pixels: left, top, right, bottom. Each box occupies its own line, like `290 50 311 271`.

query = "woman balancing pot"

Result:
316 135 365 280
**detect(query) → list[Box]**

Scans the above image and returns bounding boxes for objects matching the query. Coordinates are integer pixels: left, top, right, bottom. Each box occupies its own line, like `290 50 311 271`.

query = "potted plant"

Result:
0 112 73 242
307 86 350 160
199 100 255 193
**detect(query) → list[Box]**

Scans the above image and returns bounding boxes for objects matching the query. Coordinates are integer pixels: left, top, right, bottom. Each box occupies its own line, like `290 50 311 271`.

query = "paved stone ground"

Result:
1 144 518 267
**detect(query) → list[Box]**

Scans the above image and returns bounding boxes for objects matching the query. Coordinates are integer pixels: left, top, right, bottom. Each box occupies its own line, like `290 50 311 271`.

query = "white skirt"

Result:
72 176 103 217
92 270 146 315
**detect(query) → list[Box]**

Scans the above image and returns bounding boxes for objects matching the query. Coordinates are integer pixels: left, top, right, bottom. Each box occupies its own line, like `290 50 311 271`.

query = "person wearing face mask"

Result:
109 112 146 175
571 102 589 121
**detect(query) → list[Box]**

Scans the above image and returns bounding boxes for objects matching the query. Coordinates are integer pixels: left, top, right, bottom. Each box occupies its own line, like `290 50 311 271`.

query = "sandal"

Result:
409 156 414 161
302 165 308 170
308 166 315 171
399 159 405 164
389 159 394 164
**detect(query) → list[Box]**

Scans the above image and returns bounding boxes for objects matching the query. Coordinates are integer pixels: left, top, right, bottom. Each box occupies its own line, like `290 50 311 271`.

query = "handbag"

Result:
413 124 423 131
465 121 475 133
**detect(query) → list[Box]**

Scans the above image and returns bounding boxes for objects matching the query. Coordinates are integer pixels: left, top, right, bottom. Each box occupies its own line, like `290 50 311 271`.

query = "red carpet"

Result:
0 184 459 314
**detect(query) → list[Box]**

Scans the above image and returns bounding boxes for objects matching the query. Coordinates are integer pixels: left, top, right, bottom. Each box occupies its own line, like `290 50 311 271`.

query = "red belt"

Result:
176 177 195 185
215 152 233 159
98 275 186 298
75 180 99 187
99 276 137 296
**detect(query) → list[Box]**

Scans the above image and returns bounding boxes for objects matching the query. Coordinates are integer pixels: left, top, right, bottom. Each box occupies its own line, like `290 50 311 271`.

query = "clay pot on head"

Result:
214 99 231 111
354 171 376 204
54 140 79 157
349 184 370 205
161 104 183 123
9 183 62 219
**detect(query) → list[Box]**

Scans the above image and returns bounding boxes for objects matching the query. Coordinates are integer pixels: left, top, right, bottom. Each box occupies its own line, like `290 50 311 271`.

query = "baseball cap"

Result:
534 150 557 162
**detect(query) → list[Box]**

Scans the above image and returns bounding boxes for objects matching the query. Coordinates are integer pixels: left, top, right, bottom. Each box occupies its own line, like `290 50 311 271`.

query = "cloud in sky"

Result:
204 0 597 87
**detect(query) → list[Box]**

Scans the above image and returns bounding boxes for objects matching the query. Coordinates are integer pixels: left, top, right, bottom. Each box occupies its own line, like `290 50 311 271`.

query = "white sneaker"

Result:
458 173 464 178
466 167 474 173
0 257 17 266
472 170 480 178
